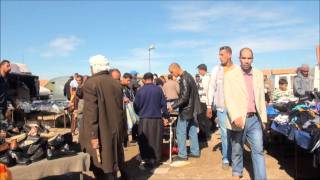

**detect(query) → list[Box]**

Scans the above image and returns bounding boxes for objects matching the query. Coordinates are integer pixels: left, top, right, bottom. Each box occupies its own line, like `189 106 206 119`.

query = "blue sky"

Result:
1 0 319 79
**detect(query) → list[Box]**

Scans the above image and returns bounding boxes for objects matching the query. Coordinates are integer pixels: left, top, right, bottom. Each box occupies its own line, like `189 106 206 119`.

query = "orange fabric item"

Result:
0 164 12 180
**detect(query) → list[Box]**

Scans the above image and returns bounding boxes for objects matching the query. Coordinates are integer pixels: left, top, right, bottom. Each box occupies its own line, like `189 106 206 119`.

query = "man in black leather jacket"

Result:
168 63 202 161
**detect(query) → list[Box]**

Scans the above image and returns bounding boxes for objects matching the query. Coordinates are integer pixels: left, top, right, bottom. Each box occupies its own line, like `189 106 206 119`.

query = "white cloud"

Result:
40 36 81 58
158 40 210 49
167 2 308 34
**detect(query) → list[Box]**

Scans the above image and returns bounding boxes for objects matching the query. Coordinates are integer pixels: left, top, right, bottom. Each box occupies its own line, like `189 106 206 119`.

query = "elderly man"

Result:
80 55 125 180
224 48 267 179
168 63 202 161
0 60 11 123
293 64 314 98
207 46 235 169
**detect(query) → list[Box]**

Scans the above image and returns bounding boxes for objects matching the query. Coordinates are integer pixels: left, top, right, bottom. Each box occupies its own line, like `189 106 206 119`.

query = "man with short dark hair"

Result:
207 46 234 169
196 64 211 146
63 76 73 100
168 63 202 161
122 73 138 143
0 60 11 123
134 72 169 169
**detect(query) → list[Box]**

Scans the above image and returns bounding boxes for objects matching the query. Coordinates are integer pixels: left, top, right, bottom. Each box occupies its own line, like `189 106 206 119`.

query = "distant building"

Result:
263 68 297 90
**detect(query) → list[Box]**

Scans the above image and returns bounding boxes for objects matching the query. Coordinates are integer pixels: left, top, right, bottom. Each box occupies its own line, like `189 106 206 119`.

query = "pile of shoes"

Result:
47 133 76 160
0 122 77 167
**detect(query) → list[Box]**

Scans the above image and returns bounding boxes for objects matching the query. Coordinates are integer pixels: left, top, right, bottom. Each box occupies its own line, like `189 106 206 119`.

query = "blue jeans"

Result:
176 117 200 158
230 115 266 179
217 109 232 164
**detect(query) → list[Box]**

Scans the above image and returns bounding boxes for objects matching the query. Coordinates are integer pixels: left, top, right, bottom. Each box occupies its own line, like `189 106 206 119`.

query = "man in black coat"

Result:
168 63 202 162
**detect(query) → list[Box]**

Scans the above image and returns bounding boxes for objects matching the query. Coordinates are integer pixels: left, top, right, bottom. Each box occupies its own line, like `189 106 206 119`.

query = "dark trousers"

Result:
198 103 212 141
90 160 117 180
131 123 139 141
138 118 163 162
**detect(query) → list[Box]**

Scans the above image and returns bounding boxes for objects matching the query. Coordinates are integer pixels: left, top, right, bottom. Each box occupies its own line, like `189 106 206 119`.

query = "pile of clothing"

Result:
269 98 320 168
0 122 76 167
30 100 69 114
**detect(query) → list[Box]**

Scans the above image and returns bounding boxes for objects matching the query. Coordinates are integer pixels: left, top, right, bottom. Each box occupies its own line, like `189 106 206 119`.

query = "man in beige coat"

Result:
224 48 267 180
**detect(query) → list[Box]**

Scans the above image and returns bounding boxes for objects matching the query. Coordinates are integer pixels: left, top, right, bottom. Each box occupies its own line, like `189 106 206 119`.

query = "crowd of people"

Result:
0 45 317 180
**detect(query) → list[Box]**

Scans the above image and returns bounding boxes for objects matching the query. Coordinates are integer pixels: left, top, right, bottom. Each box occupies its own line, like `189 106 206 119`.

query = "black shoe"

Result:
30 147 45 162
9 150 31 165
188 154 200 158
222 162 230 170
48 135 65 149
173 156 188 161
47 144 77 160
0 152 16 167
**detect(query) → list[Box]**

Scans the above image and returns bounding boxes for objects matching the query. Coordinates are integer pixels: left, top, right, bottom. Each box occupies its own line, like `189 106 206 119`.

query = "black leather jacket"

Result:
172 71 202 120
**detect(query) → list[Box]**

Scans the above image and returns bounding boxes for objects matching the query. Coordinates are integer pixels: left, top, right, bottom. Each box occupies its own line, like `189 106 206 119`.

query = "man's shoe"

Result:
173 156 188 161
222 162 230 170
188 154 200 158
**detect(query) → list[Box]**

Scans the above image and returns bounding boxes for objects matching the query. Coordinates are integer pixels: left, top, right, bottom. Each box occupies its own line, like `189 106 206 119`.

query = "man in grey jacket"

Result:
293 64 314 97
207 46 235 169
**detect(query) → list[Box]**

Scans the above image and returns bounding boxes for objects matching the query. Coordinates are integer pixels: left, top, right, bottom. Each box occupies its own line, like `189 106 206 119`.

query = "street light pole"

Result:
148 49 151 72
148 44 155 72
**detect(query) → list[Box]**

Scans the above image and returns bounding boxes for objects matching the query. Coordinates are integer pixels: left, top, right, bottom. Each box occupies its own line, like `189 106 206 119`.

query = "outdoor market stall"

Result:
267 91 320 170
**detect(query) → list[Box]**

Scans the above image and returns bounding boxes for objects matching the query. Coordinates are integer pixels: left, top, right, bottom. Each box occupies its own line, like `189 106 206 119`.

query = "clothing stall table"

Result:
271 121 311 150
9 152 90 180
271 121 314 178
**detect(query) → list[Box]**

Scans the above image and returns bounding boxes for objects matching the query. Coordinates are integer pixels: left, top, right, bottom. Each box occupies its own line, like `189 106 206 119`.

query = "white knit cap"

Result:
89 54 111 74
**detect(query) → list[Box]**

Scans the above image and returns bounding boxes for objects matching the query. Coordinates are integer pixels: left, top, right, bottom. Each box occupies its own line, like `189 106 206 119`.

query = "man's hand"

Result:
234 117 244 128
206 107 213 118
123 97 130 104
91 139 100 149
262 123 266 130
168 105 173 113
163 118 169 126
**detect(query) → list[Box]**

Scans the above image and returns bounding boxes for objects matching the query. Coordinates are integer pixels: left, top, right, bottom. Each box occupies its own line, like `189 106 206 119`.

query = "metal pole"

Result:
148 49 151 72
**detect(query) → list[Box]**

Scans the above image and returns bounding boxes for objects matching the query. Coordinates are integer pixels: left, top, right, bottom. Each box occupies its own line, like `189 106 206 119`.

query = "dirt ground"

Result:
44 130 320 180
119 131 319 180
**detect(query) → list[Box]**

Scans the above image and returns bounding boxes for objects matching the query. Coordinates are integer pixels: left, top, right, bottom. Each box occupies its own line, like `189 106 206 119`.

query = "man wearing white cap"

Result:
80 54 126 179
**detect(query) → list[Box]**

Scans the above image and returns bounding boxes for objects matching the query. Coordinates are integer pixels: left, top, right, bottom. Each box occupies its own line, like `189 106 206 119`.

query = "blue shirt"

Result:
134 83 169 119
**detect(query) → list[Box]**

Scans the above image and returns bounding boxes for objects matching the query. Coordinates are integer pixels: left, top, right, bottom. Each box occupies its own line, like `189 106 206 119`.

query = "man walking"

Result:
168 63 202 161
207 46 234 169
134 72 169 168
224 48 267 180
80 55 124 180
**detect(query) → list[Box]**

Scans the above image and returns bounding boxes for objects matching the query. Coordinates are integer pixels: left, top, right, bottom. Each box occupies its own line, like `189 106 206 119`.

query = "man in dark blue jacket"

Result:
134 72 169 168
